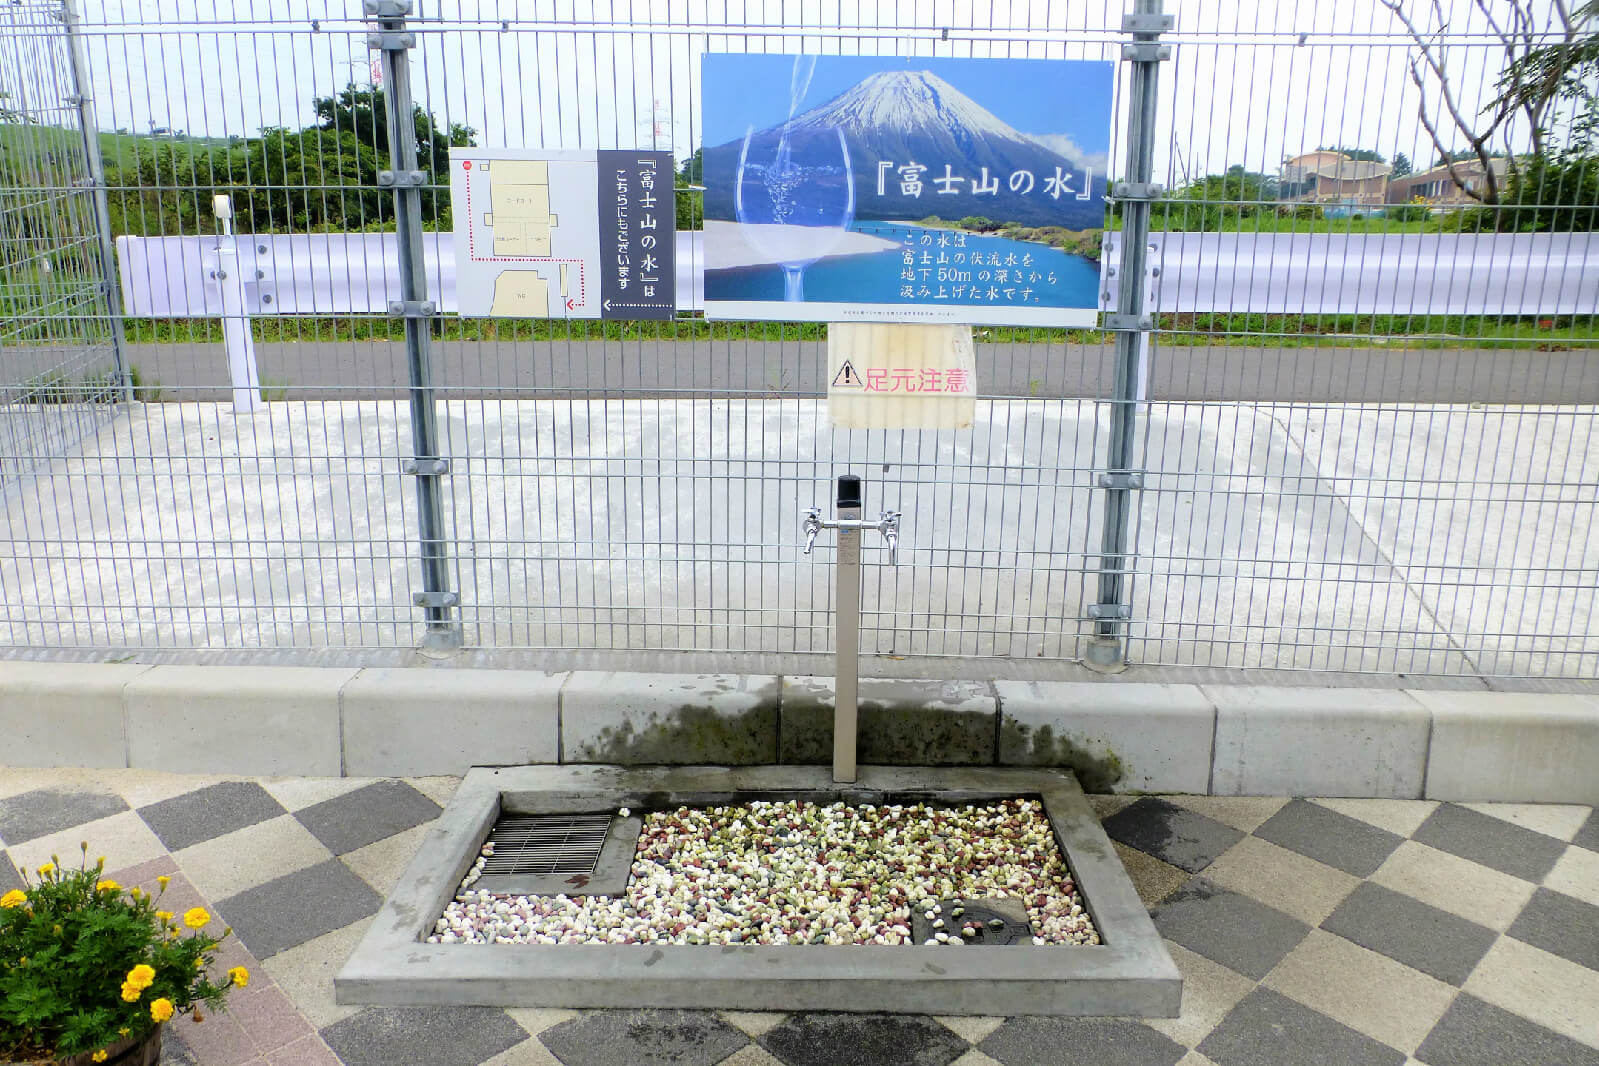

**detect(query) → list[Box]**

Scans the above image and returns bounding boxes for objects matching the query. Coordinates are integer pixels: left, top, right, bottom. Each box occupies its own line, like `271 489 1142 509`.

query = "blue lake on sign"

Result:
704 221 1103 311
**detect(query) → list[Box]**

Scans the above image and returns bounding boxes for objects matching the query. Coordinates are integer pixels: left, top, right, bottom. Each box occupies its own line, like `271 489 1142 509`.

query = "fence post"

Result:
59 0 132 404
1085 0 1169 673
367 0 461 652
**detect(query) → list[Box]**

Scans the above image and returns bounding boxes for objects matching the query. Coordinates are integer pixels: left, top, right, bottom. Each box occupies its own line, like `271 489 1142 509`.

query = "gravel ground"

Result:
432 798 1099 947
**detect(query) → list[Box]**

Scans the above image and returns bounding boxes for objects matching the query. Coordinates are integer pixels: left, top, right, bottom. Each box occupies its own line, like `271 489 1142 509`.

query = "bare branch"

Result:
1382 0 1507 202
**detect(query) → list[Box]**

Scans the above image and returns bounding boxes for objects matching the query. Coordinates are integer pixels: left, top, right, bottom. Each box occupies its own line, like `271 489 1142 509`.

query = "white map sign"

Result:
448 148 676 319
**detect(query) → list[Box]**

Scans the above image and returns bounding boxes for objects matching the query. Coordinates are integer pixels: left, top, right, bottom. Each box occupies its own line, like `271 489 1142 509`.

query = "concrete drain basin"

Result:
335 766 1179 1016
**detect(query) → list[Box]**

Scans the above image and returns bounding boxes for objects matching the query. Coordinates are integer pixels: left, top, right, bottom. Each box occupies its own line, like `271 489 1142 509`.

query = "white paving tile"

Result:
1464 936 1599 1049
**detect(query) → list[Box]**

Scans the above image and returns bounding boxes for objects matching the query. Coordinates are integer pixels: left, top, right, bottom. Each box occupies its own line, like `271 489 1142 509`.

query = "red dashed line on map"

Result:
463 163 587 306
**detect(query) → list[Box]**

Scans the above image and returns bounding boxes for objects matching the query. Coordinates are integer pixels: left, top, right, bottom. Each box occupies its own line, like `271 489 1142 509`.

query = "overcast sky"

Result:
76 0 1575 182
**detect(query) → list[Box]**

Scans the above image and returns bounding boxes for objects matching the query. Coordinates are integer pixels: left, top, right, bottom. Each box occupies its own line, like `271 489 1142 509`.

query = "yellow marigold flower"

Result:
95 879 121 893
120 983 142 1003
156 875 170 888
0 890 24 909
149 998 174 1023
125 964 156 990
37 862 55 877
228 966 249 988
92 1051 108 1063
118 1028 131 1037
182 907 209 929
155 910 173 922
131 886 143 899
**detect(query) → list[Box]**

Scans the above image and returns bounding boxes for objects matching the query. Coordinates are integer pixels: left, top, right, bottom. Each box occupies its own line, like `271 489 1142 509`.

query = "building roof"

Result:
1393 157 1512 185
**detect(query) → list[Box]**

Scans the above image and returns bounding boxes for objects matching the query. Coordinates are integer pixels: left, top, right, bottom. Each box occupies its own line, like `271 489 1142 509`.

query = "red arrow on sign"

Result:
566 298 576 311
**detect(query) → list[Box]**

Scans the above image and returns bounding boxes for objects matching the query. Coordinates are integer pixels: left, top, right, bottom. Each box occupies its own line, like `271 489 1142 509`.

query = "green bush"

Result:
0 847 244 1060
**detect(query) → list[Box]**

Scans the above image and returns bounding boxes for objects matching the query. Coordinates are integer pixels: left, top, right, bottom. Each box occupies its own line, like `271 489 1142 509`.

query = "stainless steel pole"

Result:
1086 0 1168 672
371 0 460 652
833 475 862 783
60 0 131 404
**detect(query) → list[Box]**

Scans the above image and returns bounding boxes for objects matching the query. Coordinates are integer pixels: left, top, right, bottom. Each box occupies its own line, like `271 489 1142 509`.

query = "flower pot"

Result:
5 1025 162 1066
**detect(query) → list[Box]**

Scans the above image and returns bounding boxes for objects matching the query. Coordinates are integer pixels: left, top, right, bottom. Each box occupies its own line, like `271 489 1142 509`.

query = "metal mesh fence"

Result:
0 1 124 490
0 0 1594 677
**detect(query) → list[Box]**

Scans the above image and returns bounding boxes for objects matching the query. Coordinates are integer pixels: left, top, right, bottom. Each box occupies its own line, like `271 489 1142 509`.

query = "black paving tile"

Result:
1321 882 1497 985
1507 886 1599 971
138 781 286 851
1411 804 1567 882
761 1013 967 1066
322 1007 528 1066
1152 877 1310 980
0 787 128 845
1572 809 1599 853
0 851 22 894
1198 987 1406 1066
1415 993 1599 1066
539 1009 748 1066
980 1018 1185 1066
216 858 382 959
292 780 441 856
1252 799 1404 877
1102 797 1245 873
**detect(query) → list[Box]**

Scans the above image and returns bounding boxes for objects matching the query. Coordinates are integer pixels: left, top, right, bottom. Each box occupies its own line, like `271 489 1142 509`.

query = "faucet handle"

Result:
802 507 822 554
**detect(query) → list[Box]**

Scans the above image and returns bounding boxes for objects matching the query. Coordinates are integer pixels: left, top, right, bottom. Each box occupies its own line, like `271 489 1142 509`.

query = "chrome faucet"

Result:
801 506 902 565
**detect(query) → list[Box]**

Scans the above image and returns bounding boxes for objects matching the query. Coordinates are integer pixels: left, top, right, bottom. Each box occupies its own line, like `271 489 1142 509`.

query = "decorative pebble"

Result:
435 797 1100 947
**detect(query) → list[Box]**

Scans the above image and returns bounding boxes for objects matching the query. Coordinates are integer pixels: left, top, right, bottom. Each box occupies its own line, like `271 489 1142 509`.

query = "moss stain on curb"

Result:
569 703 779 765
780 690 996 766
998 720 1126 793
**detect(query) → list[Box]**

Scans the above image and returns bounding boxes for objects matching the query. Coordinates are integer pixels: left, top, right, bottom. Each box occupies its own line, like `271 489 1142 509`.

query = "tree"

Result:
312 85 475 179
1154 169 1275 231
1392 153 1414 177
1491 0 1598 136
1380 0 1586 203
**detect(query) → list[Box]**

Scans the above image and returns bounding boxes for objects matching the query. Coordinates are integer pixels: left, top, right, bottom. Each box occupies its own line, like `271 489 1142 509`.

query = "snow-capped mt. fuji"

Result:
786 70 1032 145
702 68 1107 228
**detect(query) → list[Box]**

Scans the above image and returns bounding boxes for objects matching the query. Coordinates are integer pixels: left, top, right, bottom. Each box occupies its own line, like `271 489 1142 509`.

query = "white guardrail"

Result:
119 229 1599 319
116 227 1598 411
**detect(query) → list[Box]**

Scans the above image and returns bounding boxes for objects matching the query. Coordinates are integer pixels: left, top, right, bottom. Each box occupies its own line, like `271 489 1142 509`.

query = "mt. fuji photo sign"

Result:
700 54 1113 327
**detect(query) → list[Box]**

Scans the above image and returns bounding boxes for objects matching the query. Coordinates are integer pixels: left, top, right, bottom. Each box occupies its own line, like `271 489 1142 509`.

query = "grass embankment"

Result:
115 313 1594 351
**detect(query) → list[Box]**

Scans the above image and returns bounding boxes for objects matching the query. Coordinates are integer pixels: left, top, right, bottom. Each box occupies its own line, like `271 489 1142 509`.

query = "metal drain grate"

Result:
483 813 613 877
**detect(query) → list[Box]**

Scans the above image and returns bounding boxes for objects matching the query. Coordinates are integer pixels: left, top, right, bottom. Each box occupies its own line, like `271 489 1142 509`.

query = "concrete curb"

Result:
2 664 1596 803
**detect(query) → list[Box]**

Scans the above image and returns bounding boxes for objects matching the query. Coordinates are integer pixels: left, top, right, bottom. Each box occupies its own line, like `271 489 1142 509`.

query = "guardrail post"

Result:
368 0 460 652
1085 0 1169 673
60 0 132 404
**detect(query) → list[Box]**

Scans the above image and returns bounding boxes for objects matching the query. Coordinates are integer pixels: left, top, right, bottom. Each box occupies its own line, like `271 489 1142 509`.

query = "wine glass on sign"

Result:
735 124 855 302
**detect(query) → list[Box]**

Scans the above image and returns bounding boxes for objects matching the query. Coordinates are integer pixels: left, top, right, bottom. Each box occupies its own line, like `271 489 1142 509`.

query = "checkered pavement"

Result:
1 769 1595 1066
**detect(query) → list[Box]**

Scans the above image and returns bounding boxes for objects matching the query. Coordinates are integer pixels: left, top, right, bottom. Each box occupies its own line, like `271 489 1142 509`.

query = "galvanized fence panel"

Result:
0 0 1593 677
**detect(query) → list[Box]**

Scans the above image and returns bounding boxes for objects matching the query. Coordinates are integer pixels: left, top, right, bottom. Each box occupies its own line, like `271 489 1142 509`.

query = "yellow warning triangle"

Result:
831 359 863 389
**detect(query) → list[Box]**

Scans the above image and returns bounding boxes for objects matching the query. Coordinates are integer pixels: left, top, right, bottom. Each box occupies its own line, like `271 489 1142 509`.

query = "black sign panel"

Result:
597 149 676 320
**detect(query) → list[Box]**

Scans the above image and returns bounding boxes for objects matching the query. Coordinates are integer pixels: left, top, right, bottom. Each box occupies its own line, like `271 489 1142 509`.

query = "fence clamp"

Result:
1101 312 1153 331
1097 471 1145 490
378 169 428 188
1121 12 1174 33
387 299 437 318
1112 181 1165 201
1087 603 1132 620
363 0 413 16
1121 42 1171 61
413 590 460 609
402 457 451 476
366 30 416 51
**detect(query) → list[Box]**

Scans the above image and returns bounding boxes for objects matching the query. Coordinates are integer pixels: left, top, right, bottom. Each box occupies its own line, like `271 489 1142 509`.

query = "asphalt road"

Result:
10 340 1599 404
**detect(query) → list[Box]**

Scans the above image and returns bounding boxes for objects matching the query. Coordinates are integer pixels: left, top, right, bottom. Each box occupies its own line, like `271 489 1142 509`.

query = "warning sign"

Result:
827 323 977 430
